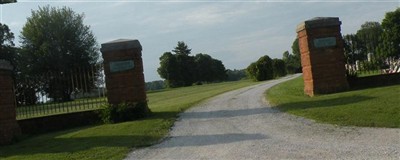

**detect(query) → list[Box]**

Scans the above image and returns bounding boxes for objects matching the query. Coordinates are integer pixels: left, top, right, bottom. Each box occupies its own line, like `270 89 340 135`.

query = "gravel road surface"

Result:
126 74 400 160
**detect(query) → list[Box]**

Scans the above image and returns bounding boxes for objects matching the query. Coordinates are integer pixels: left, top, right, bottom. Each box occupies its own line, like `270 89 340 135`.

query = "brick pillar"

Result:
296 17 349 96
101 39 149 111
0 60 21 145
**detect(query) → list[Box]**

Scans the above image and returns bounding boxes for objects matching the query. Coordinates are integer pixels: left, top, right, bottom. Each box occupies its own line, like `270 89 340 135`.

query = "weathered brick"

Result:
297 17 349 96
0 67 21 145
101 39 148 109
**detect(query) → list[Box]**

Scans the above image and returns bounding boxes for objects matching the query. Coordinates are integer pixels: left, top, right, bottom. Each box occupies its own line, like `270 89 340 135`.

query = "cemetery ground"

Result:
0 80 261 160
267 76 400 128
1 75 399 159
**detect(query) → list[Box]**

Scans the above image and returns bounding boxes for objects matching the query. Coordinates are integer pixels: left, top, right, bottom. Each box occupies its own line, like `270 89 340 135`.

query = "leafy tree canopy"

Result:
20 5 99 74
343 34 366 63
18 5 100 102
356 21 382 54
246 55 274 81
195 53 227 83
0 23 17 65
377 8 400 58
281 38 301 74
158 42 227 87
272 58 287 78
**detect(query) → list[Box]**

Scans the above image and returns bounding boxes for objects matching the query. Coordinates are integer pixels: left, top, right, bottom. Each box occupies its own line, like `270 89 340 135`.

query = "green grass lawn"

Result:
266 76 400 128
0 80 261 160
357 69 382 77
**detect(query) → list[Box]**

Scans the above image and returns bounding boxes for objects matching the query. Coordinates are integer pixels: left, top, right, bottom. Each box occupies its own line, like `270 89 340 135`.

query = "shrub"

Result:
246 55 274 81
98 101 150 123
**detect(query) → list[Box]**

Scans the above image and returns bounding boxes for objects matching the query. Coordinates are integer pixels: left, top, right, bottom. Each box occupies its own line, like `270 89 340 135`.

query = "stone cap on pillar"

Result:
101 39 142 52
0 60 13 71
296 17 341 32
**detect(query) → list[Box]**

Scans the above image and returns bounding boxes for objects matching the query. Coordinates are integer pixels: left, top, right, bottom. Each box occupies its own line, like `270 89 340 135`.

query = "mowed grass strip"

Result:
266 76 400 128
0 80 260 160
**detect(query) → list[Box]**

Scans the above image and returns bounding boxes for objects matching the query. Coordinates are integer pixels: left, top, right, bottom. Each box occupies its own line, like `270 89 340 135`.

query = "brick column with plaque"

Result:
0 60 21 145
296 17 349 96
101 39 149 113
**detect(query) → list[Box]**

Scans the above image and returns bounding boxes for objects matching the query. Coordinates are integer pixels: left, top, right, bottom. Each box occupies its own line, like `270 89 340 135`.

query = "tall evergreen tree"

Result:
172 41 192 56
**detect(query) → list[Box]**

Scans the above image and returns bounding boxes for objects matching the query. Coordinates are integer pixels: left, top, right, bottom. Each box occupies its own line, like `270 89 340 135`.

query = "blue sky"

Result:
1 0 399 81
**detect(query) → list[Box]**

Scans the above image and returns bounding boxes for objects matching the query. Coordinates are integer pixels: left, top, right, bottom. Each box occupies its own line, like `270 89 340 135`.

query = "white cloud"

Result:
182 5 250 26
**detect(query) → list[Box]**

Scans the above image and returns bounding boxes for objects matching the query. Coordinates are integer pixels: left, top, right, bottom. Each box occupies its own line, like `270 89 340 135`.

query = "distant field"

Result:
266 76 400 128
1 80 261 160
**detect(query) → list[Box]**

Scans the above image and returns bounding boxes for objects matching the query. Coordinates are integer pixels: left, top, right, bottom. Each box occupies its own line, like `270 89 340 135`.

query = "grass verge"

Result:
266 76 400 128
0 80 260 160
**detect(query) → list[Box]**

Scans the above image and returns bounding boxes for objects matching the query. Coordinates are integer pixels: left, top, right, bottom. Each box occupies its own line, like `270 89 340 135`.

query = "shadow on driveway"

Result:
159 133 268 148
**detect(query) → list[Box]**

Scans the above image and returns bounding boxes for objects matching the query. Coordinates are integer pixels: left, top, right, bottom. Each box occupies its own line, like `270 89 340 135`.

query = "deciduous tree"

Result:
246 55 274 81
343 34 366 63
158 42 226 87
194 53 227 83
356 21 383 55
19 6 99 102
272 58 287 78
0 23 16 65
377 8 400 58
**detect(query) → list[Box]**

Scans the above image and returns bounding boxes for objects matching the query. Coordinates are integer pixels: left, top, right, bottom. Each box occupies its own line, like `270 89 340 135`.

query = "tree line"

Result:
157 41 227 88
343 8 400 63
246 37 302 82
1 5 399 98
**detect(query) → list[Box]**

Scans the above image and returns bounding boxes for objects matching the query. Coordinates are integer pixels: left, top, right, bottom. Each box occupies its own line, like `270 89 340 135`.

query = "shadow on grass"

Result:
0 134 160 158
277 95 375 112
0 132 266 158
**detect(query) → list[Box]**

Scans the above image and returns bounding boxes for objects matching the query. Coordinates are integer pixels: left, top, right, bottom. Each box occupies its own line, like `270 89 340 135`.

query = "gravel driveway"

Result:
126 74 400 160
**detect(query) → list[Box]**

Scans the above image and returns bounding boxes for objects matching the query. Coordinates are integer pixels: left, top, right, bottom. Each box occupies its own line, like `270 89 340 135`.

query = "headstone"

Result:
0 60 21 145
367 53 373 62
296 17 349 96
356 60 360 71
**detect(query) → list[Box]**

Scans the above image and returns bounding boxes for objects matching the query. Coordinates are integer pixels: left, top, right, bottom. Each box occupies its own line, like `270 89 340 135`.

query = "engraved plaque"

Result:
314 37 336 48
110 60 134 73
